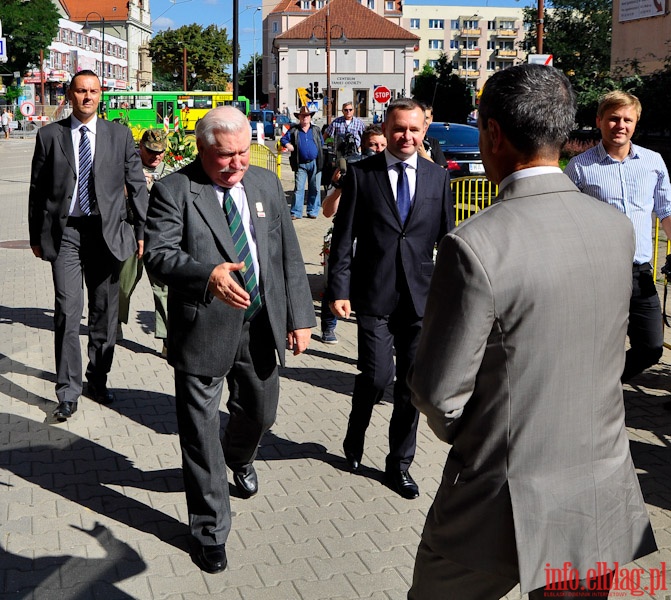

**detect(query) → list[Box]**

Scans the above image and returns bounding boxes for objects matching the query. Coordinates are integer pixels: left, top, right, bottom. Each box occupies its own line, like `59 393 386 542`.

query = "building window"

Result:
356 49 367 73
367 0 375 9
272 21 279 33
428 19 444 29
428 59 438 68
463 19 478 29
383 49 394 73
499 20 515 29
300 0 310 9
487 61 496 70
487 40 496 50
488 21 496 30
451 20 459 29
429 39 444 50
410 18 420 29
413 59 419 69
450 39 459 49
315 0 325 6
385 0 395 9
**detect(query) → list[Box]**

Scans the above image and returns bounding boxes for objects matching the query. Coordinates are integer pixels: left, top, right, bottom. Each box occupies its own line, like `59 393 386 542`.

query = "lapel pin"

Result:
256 202 266 218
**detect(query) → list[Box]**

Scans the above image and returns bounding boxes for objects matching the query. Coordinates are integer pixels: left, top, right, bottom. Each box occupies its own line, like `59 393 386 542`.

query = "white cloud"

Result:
153 17 176 31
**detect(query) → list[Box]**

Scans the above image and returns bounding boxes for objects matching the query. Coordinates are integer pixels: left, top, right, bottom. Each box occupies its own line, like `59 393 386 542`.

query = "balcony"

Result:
496 49 518 58
494 28 518 37
457 68 480 78
460 48 481 57
459 28 481 37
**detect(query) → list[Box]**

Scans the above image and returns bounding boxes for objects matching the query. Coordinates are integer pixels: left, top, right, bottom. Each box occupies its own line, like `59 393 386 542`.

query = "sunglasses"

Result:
343 108 354 112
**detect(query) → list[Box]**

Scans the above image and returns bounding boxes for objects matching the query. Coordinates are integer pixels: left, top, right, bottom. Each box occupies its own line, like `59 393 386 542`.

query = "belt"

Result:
67 215 101 227
633 262 652 272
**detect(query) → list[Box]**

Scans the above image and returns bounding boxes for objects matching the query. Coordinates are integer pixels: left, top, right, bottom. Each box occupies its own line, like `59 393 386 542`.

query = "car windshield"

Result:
429 124 479 149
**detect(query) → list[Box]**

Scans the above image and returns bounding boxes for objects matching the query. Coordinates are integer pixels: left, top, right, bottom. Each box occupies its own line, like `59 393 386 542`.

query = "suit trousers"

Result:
409 540 613 600
622 265 664 382
174 309 279 545
52 217 120 403
118 253 169 339
344 294 422 470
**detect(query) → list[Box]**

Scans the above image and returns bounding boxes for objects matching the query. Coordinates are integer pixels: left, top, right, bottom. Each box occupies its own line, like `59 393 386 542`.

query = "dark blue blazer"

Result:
327 151 454 317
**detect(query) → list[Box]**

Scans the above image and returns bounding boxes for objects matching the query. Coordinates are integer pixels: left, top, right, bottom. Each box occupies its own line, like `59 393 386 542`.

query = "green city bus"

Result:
105 91 250 132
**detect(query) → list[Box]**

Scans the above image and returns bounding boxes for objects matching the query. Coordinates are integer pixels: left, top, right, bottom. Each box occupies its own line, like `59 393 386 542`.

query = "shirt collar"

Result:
71 114 98 134
498 166 562 192
596 140 639 163
384 148 418 170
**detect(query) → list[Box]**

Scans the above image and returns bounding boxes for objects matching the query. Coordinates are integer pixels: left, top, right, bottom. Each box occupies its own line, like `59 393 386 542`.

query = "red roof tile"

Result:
274 0 417 40
60 0 129 22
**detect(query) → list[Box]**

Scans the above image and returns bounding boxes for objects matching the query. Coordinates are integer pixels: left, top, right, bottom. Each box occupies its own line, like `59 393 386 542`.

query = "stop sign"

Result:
373 86 392 104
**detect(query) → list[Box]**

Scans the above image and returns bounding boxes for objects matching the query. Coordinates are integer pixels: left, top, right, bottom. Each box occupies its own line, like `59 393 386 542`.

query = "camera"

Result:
336 132 359 159
661 254 671 276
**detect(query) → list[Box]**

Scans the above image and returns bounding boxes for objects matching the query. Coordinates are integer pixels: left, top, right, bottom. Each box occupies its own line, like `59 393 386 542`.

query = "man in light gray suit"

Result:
144 106 315 574
29 70 148 421
408 64 657 599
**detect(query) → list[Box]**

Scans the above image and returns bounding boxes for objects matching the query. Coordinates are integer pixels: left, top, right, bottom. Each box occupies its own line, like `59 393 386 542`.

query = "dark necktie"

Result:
223 189 262 321
396 162 411 223
78 125 95 215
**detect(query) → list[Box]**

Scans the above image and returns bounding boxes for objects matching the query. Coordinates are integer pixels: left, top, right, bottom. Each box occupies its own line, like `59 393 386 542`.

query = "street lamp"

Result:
309 1 346 125
252 6 261 111
82 12 106 112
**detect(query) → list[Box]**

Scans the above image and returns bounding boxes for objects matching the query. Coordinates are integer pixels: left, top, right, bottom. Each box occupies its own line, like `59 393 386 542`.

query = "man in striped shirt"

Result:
565 90 671 381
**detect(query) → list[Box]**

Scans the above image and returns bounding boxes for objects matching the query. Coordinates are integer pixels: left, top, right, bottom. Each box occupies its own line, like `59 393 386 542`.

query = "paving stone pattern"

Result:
1 138 670 599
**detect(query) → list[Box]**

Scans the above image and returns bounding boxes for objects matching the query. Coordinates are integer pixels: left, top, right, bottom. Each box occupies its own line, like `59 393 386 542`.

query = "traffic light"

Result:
313 81 323 100
307 83 314 100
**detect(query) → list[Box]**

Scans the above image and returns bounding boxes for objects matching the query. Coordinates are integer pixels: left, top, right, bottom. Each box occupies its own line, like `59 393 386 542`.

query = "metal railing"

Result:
451 176 498 225
249 142 281 178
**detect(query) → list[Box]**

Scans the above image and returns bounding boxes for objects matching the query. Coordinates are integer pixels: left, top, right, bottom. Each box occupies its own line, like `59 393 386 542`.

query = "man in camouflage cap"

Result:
118 129 169 354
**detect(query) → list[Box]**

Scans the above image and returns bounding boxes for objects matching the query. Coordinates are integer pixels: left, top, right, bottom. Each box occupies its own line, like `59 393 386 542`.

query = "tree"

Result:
150 24 233 91
411 54 472 123
238 54 267 108
523 0 613 126
0 0 60 76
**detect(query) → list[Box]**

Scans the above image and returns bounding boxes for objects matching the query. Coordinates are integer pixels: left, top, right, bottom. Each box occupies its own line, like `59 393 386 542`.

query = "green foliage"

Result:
238 54 267 107
411 54 472 123
622 54 671 135
150 24 233 91
0 0 60 76
164 129 197 171
523 0 613 126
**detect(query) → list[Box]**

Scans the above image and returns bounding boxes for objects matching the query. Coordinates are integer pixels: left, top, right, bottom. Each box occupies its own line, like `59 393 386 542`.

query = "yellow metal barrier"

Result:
249 142 280 178
451 176 499 225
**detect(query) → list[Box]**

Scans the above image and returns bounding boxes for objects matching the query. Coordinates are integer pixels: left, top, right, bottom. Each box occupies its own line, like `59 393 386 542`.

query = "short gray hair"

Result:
479 64 576 157
196 106 251 147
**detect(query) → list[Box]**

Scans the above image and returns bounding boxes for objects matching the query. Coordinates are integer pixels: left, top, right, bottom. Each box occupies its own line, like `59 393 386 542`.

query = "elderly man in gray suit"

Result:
144 106 315 574
29 70 148 421
408 64 656 599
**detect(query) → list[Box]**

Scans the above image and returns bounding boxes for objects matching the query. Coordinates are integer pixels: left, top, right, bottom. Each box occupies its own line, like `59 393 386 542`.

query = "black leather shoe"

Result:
53 401 77 421
343 449 361 472
84 383 115 405
193 542 227 573
233 465 258 498
386 469 419 499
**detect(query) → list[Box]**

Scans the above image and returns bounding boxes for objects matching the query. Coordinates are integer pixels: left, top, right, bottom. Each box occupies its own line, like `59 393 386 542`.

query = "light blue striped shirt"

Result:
565 141 671 264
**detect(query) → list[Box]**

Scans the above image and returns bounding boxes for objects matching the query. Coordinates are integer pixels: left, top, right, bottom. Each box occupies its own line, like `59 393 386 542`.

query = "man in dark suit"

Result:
143 106 315 574
408 64 655 599
28 70 148 421
327 97 454 499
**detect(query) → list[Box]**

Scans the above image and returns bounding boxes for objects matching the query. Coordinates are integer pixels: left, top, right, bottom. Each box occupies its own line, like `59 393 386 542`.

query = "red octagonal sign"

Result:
373 86 392 104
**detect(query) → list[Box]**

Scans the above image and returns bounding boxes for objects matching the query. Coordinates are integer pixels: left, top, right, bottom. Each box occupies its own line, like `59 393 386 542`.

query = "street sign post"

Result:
373 86 392 104
0 38 7 63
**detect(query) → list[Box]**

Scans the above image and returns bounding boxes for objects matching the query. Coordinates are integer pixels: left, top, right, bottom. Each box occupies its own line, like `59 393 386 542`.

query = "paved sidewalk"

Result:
1 138 670 599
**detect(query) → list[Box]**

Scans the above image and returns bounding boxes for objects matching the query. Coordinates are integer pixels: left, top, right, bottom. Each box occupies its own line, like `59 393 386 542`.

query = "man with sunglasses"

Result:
117 129 169 356
324 102 366 155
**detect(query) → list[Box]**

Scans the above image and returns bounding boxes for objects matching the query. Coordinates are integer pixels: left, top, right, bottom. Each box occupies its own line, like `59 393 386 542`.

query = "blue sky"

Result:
150 0 530 68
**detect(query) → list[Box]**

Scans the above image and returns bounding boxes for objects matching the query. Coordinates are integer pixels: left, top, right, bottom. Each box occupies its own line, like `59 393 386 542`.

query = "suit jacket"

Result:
143 159 316 378
410 173 656 593
327 151 454 317
425 136 447 168
28 116 148 262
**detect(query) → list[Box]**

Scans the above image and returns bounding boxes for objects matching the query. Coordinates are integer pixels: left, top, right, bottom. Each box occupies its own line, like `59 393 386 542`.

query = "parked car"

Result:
249 109 276 140
427 122 484 177
274 114 293 138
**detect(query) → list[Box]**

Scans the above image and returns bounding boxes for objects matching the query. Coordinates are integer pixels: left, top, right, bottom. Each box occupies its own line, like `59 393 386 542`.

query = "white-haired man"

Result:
144 106 315 574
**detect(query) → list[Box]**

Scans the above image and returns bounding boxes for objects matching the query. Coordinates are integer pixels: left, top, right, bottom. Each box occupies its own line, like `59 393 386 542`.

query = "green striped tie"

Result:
223 189 262 320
